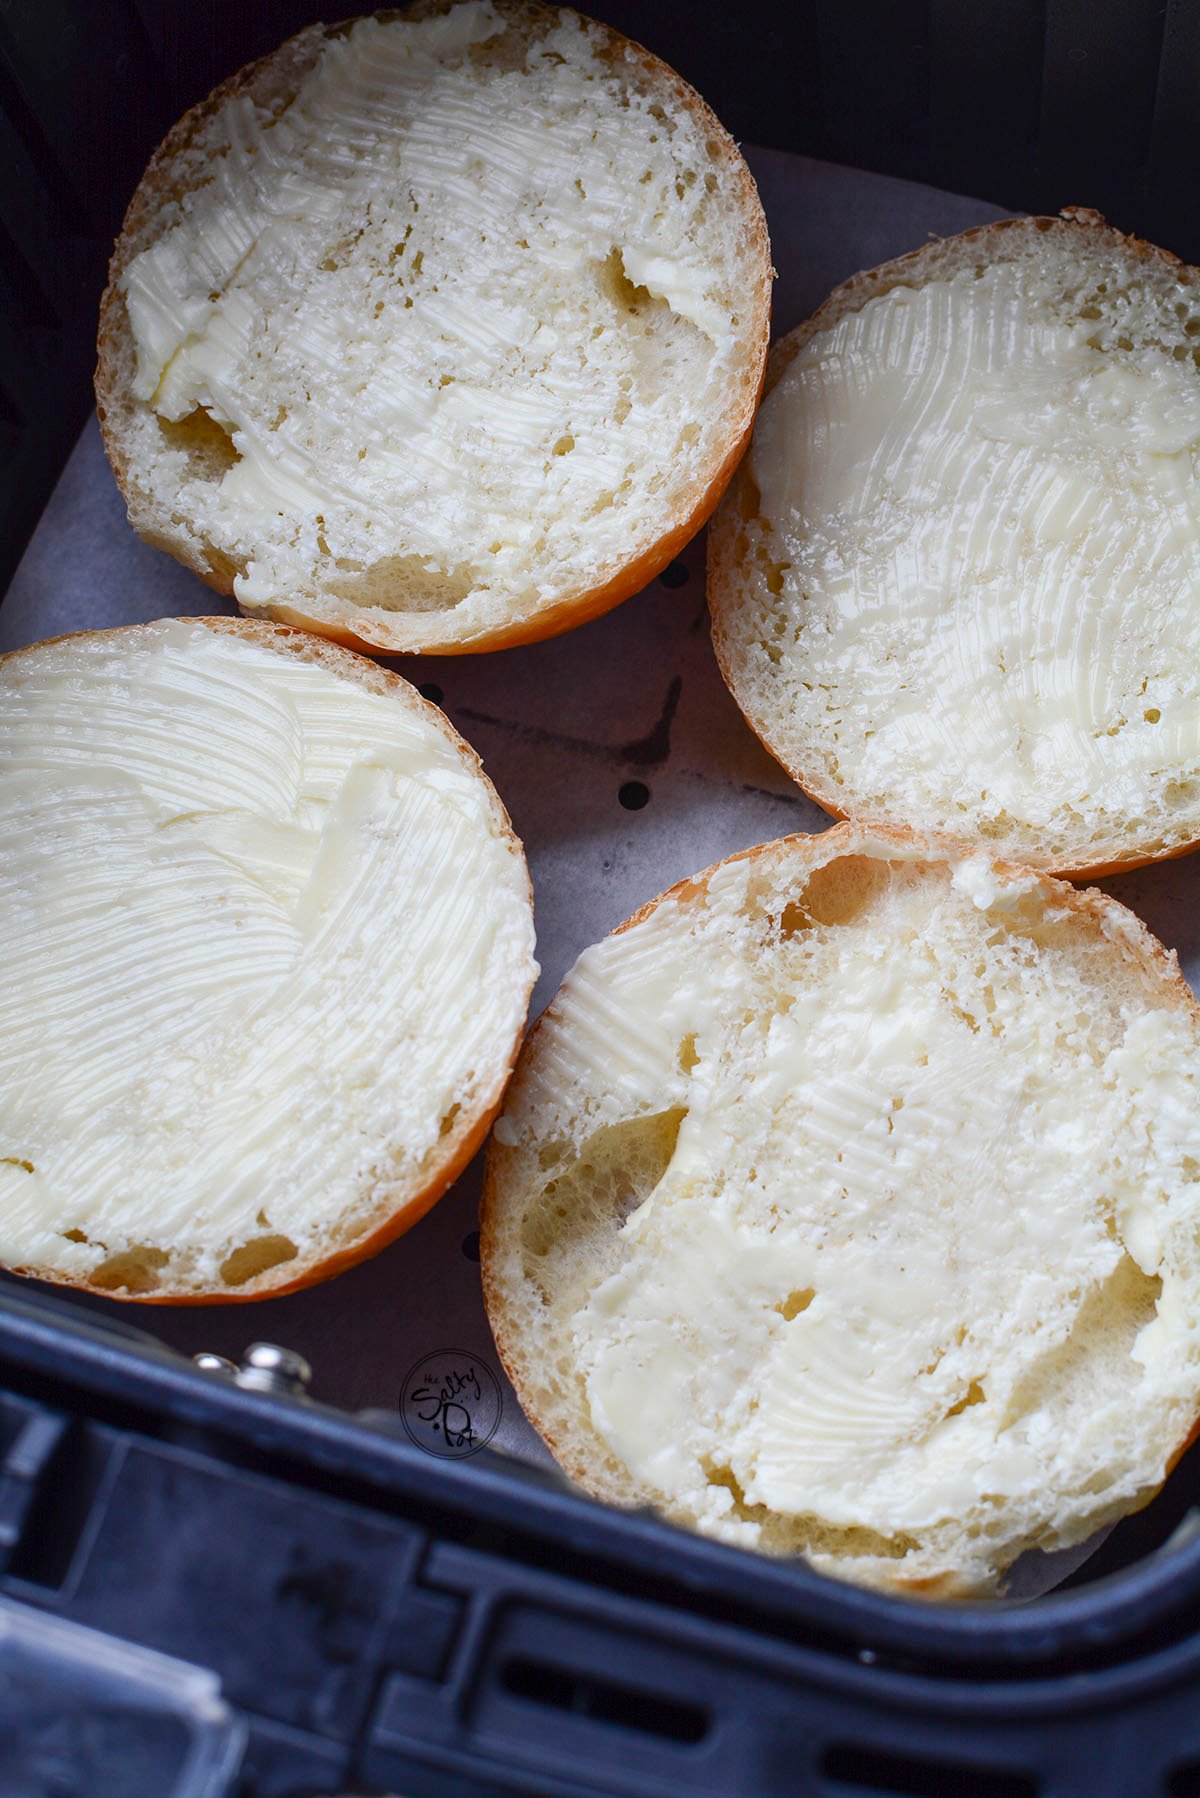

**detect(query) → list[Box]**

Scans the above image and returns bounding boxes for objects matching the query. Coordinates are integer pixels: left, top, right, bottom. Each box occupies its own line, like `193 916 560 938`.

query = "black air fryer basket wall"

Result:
3 4 1200 1795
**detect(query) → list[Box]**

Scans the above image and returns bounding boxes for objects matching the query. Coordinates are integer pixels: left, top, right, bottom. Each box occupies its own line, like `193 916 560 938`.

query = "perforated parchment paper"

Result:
4 150 1198 1597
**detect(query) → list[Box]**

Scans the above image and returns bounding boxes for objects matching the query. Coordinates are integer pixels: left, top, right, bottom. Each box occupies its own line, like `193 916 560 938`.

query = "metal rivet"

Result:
236 1342 312 1395
192 1352 237 1377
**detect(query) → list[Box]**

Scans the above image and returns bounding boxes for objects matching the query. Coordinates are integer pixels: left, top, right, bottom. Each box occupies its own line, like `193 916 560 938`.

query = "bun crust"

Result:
96 2 771 654
0 617 536 1302
709 210 1200 879
482 823 1200 1596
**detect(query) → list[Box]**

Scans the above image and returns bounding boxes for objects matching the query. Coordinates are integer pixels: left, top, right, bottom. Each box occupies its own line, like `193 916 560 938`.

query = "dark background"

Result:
2 0 1199 599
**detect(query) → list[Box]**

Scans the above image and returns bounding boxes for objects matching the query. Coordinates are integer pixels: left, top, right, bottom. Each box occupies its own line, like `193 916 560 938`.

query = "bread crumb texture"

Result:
483 826 1200 1596
0 620 535 1299
102 1 767 648
709 216 1200 873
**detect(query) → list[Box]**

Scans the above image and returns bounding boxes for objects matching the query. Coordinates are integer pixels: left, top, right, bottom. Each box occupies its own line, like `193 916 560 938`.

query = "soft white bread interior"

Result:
708 211 1200 878
96 1 771 654
0 618 536 1301
482 824 1200 1597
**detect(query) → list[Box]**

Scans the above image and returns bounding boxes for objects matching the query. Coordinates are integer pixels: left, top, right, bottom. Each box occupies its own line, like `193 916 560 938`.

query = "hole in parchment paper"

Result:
619 781 651 811
419 682 445 705
461 1230 481 1262
660 560 689 588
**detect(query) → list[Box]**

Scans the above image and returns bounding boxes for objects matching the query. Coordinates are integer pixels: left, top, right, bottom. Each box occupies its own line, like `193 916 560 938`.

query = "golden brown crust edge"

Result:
95 2 772 655
1 616 536 1304
480 819 1200 1595
707 209 1200 883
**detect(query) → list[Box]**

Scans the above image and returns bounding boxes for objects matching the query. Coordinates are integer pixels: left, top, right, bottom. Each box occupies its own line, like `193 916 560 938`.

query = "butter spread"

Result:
500 839 1200 1571
0 621 535 1288
738 258 1200 864
119 5 746 631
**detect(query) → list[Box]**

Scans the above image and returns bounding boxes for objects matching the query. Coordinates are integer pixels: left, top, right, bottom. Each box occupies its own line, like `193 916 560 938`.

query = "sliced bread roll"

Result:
482 824 1200 1597
0 618 536 1301
708 211 1200 877
96 1 770 654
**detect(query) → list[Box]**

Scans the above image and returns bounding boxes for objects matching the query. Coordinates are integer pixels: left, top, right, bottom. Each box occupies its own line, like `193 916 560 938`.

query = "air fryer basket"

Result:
3 4 1200 1794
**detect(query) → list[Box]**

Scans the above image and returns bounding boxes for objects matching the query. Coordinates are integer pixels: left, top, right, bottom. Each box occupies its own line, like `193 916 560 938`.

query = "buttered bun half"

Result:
96 1 771 655
709 211 1200 878
0 618 536 1302
482 824 1200 1597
